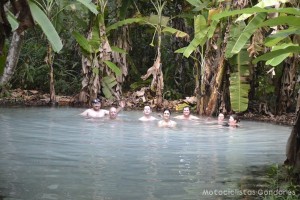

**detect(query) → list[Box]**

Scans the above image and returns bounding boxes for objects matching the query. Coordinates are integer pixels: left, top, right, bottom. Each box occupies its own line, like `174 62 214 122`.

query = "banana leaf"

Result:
162 27 188 38
253 46 300 64
229 51 250 112
111 46 127 54
266 43 299 66
230 13 267 55
181 15 208 58
28 1 63 53
265 27 300 47
212 7 300 22
7 11 18 31
225 22 246 58
72 31 93 53
103 61 121 76
101 75 118 100
106 18 145 33
76 0 98 15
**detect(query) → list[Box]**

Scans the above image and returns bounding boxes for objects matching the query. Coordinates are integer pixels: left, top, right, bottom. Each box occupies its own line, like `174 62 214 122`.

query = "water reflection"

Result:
0 107 291 199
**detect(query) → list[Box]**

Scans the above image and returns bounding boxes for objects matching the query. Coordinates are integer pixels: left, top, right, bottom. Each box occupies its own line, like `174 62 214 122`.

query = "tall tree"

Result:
0 0 35 89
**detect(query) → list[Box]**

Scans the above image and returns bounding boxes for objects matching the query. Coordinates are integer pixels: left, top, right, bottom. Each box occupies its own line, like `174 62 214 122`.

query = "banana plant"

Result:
183 0 299 113
105 0 188 107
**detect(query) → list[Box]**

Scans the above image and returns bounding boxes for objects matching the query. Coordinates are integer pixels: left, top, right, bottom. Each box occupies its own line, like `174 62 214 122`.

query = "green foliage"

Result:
7 11 18 31
103 61 121 76
266 43 298 66
106 18 145 33
110 46 127 54
262 164 300 200
254 46 300 64
163 89 183 100
76 0 98 15
177 14 208 58
229 50 250 112
264 27 300 47
227 13 267 56
185 0 209 12
28 1 63 52
130 79 152 90
72 31 93 53
101 75 118 100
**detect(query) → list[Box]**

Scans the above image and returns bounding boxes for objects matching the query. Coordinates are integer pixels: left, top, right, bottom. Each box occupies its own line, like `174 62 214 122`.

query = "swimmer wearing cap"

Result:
80 98 109 118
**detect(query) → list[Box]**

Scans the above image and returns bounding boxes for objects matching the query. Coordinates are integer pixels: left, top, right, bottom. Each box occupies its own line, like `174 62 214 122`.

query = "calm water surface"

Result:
0 107 291 200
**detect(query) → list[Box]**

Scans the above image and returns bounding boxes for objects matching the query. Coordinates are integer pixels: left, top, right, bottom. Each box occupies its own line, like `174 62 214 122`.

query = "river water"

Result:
0 107 291 200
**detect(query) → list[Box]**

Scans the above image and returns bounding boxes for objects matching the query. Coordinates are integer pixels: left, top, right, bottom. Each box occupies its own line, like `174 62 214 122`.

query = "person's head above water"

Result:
163 108 171 121
229 114 240 126
143 105 152 116
218 113 225 121
109 107 118 119
182 106 191 117
91 98 101 110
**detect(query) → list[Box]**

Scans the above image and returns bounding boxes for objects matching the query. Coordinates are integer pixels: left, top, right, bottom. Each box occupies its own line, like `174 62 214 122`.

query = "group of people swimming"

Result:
80 99 240 128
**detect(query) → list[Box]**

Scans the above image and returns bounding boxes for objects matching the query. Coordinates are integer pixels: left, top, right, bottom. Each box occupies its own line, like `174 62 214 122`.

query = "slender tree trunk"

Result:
46 44 56 105
0 31 23 85
156 31 163 108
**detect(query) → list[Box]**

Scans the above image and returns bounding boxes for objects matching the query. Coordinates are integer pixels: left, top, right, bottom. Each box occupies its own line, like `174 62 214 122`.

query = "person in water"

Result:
108 101 125 120
158 108 177 128
218 113 225 124
80 99 124 119
174 106 199 120
223 114 240 127
139 105 158 121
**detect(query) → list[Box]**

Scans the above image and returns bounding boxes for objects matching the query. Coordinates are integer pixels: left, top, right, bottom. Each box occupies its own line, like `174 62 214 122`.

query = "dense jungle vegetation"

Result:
1 0 300 186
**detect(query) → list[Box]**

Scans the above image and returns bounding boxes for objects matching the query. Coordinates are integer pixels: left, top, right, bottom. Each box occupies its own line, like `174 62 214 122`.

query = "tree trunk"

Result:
46 44 56 105
199 26 228 116
276 56 298 114
285 110 300 175
0 31 23 85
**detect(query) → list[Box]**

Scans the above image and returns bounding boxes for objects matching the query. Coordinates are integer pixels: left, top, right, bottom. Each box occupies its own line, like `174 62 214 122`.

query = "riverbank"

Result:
0 88 296 126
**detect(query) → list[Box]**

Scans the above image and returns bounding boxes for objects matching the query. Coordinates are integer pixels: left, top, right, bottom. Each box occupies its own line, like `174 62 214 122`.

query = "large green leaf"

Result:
101 75 118 100
258 16 300 28
182 15 208 58
103 61 121 76
230 13 267 55
106 18 145 33
265 27 300 47
266 43 298 66
162 27 188 38
28 1 63 53
7 11 19 31
76 0 98 15
147 14 169 26
212 7 300 22
72 31 92 53
229 52 250 112
111 46 127 54
186 0 209 12
253 46 300 64
235 0 287 22
225 22 246 58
